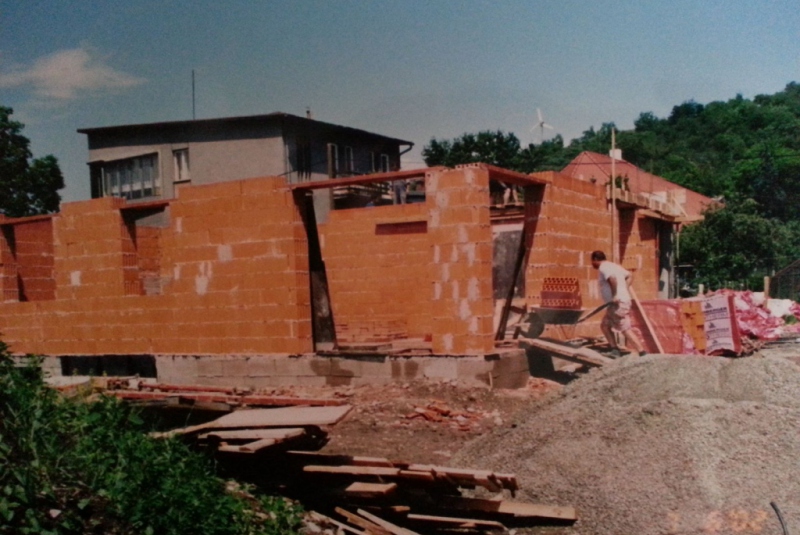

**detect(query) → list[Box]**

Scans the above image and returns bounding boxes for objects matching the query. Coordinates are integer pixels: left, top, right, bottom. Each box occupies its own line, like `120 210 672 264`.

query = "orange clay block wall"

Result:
618 208 659 294
12 219 55 302
524 172 660 339
0 176 312 356
133 225 162 295
427 166 495 354
320 202 431 343
161 178 311 355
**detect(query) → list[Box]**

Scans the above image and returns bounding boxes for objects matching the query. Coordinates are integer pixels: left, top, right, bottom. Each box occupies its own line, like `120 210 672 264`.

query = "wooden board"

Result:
286 451 395 467
630 288 665 353
439 496 577 521
345 482 398 498
216 428 306 453
199 427 306 442
335 508 393 535
406 513 505 530
155 405 352 437
310 511 368 535
405 465 516 491
304 465 401 477
520 337 613 367
357 509 421 535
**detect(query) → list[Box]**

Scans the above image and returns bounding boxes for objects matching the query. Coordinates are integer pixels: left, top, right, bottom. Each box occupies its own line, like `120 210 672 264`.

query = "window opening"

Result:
173 149 190 182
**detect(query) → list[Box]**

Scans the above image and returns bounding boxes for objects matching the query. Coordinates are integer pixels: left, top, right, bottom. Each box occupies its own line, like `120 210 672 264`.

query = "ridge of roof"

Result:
77 112 413 145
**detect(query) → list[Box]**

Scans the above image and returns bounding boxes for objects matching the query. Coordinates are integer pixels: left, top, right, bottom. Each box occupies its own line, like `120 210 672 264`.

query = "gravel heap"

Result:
454 355 800 535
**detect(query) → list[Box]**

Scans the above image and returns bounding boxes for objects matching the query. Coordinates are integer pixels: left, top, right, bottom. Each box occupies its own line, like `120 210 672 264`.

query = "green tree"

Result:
422 130 522 169
0 106 64 217
679 198 800 289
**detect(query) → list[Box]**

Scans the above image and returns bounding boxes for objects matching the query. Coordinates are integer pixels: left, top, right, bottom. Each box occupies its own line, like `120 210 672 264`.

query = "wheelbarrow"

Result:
517 302 610 339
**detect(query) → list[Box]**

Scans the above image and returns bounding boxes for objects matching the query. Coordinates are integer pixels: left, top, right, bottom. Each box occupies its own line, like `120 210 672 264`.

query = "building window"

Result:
295 141 312 180
101 153 160 200
344 146 354 175
327 143 339 178
173 149 190 182
380 154 390 173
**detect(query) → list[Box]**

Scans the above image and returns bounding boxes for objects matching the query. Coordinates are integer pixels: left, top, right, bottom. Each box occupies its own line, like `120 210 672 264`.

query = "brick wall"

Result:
0 166 665 358
524 171 661 339
0 176 312 356
320 202 431 343
427 166 495 354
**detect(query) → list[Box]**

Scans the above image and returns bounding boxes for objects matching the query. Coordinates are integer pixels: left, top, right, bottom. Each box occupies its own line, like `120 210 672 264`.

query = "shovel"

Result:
575 302 611 324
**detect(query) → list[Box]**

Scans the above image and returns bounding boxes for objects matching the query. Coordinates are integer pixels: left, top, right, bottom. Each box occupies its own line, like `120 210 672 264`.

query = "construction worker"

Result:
590 250 647 357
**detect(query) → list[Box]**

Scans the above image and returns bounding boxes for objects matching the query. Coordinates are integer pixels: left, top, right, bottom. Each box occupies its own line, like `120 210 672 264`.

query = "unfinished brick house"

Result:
0 154 714 387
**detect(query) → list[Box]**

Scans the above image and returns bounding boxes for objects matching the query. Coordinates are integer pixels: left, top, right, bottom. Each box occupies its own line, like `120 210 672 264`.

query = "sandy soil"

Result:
298 377 564 465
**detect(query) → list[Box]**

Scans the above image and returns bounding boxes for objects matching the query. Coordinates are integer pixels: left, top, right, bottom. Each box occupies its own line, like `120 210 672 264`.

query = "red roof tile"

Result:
561 151 717 219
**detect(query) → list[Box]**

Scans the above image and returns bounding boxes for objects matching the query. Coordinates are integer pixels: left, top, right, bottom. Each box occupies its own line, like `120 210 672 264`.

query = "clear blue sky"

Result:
2 0 798 202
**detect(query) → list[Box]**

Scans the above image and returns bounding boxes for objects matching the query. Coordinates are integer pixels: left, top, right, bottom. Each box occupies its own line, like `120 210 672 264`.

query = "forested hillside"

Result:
423 83 800 290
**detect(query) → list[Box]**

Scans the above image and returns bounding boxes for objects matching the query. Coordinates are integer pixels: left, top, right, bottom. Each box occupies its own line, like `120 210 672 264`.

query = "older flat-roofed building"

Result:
78 112 413 219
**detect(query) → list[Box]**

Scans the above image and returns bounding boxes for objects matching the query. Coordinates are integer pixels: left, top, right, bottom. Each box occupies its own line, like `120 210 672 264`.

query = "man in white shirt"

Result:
590 250 647 357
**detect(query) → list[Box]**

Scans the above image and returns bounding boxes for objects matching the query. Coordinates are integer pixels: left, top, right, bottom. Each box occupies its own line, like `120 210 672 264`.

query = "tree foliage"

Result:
0 341 302 535
422 83 800 288
0 107 64 218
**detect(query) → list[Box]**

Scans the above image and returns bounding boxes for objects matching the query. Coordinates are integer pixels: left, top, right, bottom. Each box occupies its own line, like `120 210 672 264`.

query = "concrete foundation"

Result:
37 349 530 389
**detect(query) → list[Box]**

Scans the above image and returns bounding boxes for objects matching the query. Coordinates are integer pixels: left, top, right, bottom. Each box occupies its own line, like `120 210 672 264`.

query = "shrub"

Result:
0 341 301 535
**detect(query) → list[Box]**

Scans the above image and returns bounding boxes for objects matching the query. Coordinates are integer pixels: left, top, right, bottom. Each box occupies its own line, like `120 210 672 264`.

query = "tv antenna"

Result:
532 107 554 144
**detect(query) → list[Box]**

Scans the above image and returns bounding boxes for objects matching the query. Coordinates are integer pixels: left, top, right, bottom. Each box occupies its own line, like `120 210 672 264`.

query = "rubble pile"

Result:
722 290 800 340
453 355 800 535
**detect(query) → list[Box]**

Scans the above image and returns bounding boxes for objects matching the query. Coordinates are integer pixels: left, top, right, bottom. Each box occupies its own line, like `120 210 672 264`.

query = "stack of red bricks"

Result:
540 277 582 309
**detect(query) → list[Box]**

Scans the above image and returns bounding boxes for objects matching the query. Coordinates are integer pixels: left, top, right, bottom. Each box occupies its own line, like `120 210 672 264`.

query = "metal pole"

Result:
192 70 196 120
611 128 617 262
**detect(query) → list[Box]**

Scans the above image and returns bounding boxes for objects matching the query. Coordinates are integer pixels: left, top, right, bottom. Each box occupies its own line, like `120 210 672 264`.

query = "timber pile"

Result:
135 390 576 532
277 451 577 533
154 406 576 532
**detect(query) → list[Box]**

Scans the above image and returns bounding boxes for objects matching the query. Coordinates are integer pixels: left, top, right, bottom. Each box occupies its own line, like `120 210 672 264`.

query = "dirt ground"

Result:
288 375 565 465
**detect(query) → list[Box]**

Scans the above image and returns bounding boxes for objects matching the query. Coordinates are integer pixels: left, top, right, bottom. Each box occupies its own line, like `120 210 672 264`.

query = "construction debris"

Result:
283 451 575 532
140 398 575 533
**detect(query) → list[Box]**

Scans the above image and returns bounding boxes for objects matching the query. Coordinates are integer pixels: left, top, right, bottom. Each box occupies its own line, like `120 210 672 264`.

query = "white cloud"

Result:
0 47 145 100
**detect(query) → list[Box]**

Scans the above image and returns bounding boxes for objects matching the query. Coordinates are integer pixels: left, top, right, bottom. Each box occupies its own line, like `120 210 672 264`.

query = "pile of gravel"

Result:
454 355 800 535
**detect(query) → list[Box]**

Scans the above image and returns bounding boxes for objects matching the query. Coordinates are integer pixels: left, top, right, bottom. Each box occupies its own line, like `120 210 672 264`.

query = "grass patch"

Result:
0 341 302 535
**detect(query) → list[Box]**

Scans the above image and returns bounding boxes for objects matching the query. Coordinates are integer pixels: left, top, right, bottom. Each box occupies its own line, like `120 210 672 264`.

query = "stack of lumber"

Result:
282 451 577 533
146 404 574 532
152 405 352 455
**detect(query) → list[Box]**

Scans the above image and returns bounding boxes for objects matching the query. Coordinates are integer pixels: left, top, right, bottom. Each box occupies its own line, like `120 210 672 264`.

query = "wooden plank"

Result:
286 451 395 467
404 465 516 491
216 428 307 453
239 395 347 407
356 509 420 535
304 465 401 477
289 169 430 192
520 337 613 367
406 513 505 530
630 288 665 353
153 405 352 437
199 428 306 442
218 438 277 453
335 508 392 535
345 482 398 498
439 496 577 521
309 511 368 535
396 470 435 483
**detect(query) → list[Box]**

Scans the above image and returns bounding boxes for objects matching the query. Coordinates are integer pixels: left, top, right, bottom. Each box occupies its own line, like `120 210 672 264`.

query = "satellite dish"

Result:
531 107 554 144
